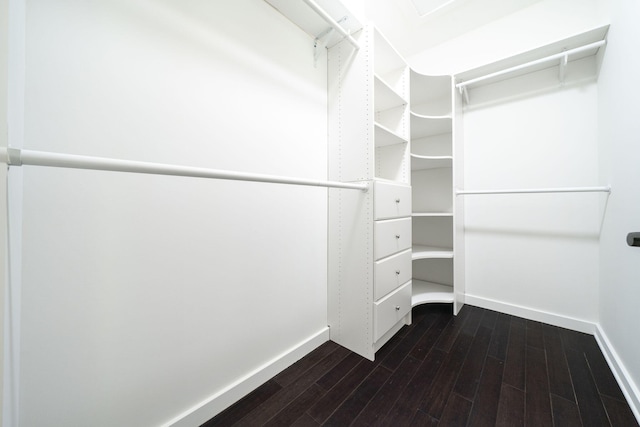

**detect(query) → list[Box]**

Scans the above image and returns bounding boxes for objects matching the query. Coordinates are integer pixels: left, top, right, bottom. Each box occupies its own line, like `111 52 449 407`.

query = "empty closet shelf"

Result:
412 280 454 306
410 154 452 170
412 245 453 260
375 123 409 146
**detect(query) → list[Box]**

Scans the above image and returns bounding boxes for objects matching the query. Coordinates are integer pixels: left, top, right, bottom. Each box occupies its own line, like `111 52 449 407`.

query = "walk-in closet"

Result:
1 0 639 425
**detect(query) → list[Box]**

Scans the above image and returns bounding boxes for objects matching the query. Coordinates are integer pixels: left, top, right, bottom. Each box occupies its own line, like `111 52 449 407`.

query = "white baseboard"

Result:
463 294 596 334
163 327 330 427
595 325 640 424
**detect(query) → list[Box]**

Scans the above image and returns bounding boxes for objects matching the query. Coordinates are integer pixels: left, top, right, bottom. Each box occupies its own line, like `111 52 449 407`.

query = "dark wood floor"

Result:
203 303 638 426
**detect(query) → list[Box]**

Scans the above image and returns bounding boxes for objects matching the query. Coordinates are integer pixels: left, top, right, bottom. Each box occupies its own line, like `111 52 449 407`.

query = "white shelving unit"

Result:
328 24 411 361
410 70 464 313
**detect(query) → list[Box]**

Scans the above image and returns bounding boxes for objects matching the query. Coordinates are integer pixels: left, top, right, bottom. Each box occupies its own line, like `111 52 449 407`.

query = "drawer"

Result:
374 249 412 300
375 181 411 220
374 281 411 342
374 217 411 260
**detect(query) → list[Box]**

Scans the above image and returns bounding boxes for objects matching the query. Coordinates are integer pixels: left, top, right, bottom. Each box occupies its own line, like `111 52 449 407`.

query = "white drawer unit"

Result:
374 249 412 300
374 217 411 260
374 280 412 342
374 181 411 220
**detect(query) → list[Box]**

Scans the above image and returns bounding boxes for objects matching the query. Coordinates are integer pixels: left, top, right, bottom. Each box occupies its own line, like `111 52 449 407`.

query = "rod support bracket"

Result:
2 147 23 166
559 52 568 83
459 84 470 104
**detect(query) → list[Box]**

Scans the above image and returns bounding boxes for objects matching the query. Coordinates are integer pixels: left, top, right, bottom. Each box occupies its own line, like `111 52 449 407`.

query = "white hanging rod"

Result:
456 186 611 195
302 0 360 50
456 40 606 90
0 147 368 191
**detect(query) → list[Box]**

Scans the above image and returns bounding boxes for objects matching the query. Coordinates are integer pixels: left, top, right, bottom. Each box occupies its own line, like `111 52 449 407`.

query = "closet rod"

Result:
456 186 611 195
456 40 606 89
0 147 368 191
302 0 360 50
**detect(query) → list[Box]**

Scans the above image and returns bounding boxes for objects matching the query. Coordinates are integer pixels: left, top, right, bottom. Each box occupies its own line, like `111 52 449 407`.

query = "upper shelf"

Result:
375 75 408 112
265 0 363 49
455 25 609 97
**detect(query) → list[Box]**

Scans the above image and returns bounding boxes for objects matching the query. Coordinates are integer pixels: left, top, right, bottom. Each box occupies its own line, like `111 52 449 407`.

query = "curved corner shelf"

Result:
410 113 451 140
412 280 454 306
412 245 453 260
410 71 452 116
410 154 452 170
375 122 408 147
412 212 453 218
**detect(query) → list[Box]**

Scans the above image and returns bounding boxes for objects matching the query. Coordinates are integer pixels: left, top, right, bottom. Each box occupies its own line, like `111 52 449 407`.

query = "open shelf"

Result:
411 114 451 140
375 75 407 111
374 29 407 96
375 122 409 147
412 245 453 260
412 280 454 306
412 212 453 217
411 154 452 170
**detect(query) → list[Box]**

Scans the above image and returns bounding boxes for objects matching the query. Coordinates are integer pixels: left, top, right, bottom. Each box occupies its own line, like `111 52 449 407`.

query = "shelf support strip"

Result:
0 147 369 191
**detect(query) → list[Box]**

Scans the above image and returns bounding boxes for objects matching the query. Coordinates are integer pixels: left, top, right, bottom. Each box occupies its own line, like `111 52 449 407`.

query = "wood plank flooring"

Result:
203 304 638 426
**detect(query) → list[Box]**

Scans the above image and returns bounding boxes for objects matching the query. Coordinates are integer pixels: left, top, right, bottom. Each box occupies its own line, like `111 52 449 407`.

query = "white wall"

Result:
597 0 640 415
462 71 601 328
16 0 328 426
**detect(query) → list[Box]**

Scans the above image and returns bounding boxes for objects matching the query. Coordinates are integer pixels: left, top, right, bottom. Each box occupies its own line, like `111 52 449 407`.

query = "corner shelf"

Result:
411 154 452 170
410 70 458 312
412 245 454 260
412 280 454 306
412 212 453 217
411 113 451 140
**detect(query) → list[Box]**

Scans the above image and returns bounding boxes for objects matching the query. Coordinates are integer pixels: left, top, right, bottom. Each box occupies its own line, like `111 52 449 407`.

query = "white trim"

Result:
594 325 640 424
162 327 330 427
464 294 596 334
3 0 25 425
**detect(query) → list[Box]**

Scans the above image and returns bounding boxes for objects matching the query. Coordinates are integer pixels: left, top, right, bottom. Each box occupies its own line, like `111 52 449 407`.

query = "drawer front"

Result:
374 217 411 260
374 281 411 342
374 249 412 300
375 181 411 220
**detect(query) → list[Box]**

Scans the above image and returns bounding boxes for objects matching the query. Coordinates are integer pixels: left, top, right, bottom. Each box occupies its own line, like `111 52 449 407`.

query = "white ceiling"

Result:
365 0 543 58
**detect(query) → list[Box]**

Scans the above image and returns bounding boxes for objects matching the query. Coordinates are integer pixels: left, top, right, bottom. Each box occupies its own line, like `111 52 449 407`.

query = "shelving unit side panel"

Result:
452 79 465 315
328 184 375 360
328 30 374 182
